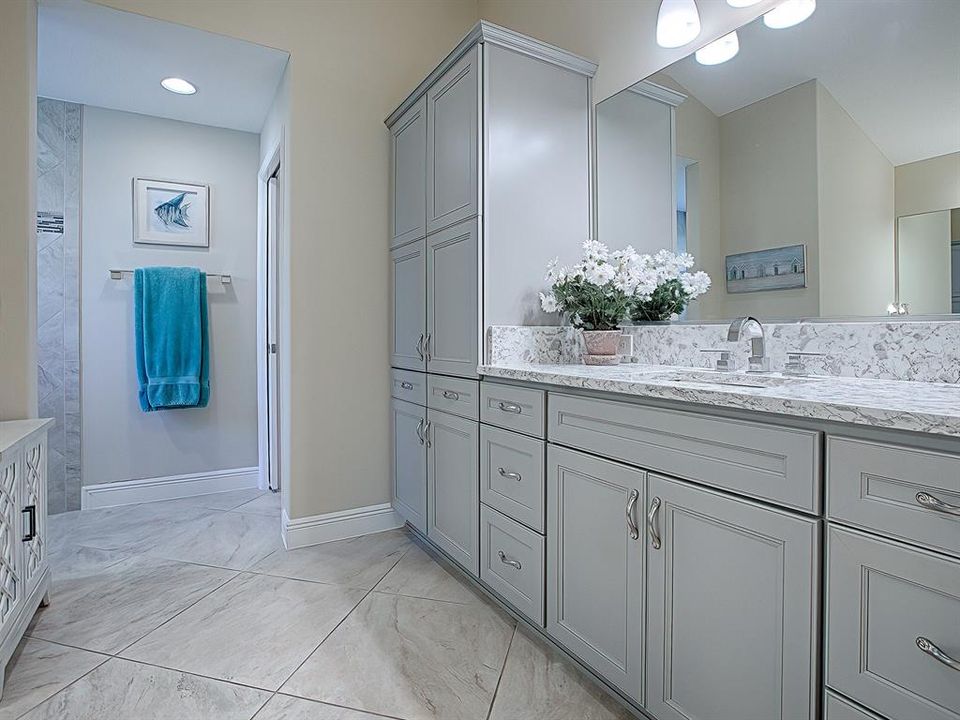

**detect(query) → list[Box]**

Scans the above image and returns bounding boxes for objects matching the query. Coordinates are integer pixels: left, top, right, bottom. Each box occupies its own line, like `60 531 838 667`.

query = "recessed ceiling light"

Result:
726 0 762 6
763 0 816 29
161 77 197 95
695 31 740 65
656 0 702 49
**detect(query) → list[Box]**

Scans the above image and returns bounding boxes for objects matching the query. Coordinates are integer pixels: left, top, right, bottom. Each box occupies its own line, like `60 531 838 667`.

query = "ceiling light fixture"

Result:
726 0 762 6
160 77 197 95
763 0 816 29
656 0 702 49
695 31 740 65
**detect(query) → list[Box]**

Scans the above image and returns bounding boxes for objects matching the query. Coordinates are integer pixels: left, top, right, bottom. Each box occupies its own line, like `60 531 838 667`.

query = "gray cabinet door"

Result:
546 445 645 702
426 219 478 378
426 45 479 234
391 398 427 534
646 473 819 720
390 96 426 248
827 526 960 720
427 409 479 576
390 240 425 371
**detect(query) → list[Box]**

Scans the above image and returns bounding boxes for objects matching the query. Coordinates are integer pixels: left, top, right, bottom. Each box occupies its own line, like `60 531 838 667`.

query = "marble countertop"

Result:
478 363 960 438
0 418 55 457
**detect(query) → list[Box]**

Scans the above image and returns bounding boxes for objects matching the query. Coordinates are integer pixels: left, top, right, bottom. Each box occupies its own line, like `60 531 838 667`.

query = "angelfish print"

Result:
154 192 191 229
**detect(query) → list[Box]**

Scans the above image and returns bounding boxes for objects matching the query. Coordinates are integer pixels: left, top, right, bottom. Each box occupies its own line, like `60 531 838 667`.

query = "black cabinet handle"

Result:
22 505 36 542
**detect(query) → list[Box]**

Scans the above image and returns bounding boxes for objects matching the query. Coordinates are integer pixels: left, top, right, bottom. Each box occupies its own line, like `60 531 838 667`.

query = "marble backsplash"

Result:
486 320 960 384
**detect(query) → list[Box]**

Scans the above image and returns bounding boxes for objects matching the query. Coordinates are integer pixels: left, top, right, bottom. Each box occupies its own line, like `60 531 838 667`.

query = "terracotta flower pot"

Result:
581 329 622 366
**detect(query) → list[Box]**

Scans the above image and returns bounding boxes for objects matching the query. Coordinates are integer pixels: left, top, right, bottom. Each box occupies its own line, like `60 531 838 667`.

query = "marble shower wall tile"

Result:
487 320 960 383
36 98 82 513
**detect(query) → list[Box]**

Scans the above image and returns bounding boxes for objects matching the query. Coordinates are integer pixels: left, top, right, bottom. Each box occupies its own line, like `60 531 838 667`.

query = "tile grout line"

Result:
12 649 112 720
484 623 518 720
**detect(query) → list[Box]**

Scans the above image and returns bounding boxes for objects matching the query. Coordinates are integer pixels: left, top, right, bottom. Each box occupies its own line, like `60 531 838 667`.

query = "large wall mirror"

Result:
596 0 960 321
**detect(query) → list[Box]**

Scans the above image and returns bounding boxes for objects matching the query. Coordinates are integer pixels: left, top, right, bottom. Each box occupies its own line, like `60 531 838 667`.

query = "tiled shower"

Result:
37 97 82 513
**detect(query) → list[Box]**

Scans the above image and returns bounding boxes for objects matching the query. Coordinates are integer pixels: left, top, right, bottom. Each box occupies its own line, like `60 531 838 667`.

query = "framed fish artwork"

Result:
133 178 209 247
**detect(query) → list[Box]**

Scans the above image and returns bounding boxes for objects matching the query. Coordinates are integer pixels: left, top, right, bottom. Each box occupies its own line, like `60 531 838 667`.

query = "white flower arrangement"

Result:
540 242 711 326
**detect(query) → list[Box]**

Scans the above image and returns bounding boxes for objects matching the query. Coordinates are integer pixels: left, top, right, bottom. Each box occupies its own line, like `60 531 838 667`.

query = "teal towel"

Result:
134 267 210 412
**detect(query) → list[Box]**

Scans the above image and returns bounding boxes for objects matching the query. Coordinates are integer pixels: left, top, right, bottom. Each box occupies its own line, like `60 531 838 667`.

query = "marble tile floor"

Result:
0 489 635 720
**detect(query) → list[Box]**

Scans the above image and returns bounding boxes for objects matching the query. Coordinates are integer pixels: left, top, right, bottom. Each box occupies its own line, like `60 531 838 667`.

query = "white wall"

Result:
897 210 952 316
817 83 895 317
895 152 960 218
81 106 260 485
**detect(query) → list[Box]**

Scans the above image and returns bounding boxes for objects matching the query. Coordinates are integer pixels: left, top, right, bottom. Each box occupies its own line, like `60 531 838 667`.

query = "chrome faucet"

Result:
727 316 769 373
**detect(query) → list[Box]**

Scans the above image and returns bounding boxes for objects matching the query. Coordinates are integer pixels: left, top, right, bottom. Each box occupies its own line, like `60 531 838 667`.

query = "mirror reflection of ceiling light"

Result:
695 31 740 65
656 0 702 49
160 77 197 95
726 0 762 6
763 0 816 29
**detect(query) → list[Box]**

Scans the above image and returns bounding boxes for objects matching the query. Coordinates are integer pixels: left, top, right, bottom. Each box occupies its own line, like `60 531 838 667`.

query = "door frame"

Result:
257 133 284 493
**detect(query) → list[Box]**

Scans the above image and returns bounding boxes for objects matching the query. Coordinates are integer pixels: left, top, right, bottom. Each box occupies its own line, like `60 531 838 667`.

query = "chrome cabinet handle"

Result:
442 390 460 401
424 333 432 363
917 637 960 671
498 550 522 570
400 381 414 390
625 489 639 540
916 491 960 517
498 468 522 482
647 496 662 549
415 418 425 446
424 421 432 448
416 334 425 362
497 401 522 414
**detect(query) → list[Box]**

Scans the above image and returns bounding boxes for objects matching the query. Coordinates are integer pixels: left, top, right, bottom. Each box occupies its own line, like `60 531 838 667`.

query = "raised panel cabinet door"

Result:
426 45 479 234
390 240 426 371
826 527 960 720
645 473 820 720
390 96 426 248
426 219 478 378
426 409 479 576
20 433 46 598
391 398 427 534
546 445 645 702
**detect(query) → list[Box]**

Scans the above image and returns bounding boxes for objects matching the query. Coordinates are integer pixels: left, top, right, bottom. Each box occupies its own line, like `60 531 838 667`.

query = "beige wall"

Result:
0 0 38 421
895 152 960 218
477 0 780 103
95 0 477 519
719 81 820 320
817 83 895 317
898 210 952 315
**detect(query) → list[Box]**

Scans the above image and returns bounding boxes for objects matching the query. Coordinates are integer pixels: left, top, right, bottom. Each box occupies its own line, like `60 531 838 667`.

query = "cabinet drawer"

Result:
480 504 544 626
549 393 821 513
427 375 478 420
480 382 545 439
480 425 544 532
825 692 884 720
827 526 960 720
391 368 426 406
828 436 960 558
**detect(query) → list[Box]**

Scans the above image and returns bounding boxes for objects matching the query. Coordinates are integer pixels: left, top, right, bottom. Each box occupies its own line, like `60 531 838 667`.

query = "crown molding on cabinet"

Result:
385 20 598 127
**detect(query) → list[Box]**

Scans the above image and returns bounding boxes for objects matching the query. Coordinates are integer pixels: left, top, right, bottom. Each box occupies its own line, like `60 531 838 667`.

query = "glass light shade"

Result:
160 77 197 95
763 0 816 29
656 0 702 49
695 31 740 65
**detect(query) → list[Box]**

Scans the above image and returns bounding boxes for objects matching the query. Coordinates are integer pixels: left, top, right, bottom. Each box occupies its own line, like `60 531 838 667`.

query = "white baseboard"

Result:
282 502 403 550
81 467 260 510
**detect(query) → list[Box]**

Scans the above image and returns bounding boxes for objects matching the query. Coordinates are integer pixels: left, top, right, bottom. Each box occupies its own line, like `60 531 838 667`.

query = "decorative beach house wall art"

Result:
725 244 806 294
133 178 209 247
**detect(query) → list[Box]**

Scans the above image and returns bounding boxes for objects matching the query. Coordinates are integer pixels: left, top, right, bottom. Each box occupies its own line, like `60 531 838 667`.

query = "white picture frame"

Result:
133 178 209 248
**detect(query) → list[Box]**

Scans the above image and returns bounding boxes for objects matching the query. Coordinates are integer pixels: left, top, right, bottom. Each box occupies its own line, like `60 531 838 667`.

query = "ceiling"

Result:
38 0 289 134
661 0 960 166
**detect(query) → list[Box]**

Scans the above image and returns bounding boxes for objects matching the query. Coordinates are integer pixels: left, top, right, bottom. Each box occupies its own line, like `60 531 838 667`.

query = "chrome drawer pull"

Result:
647 496 662 549
917 637 960 671
424 421 432 448
498 551 521 570
497 401 522 414
442 390 460 401
916 491 960 517
400 381 414 390
625 489 639 540
415 418 425 446
424 333 432 363
416 334 425 362
498 468 522 482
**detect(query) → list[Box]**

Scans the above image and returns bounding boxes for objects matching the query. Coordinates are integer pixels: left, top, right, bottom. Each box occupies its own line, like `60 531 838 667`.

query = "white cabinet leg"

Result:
40 590 50 608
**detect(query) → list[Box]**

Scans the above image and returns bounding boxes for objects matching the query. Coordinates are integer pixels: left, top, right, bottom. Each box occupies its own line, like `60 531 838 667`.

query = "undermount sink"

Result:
642 369 825 389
